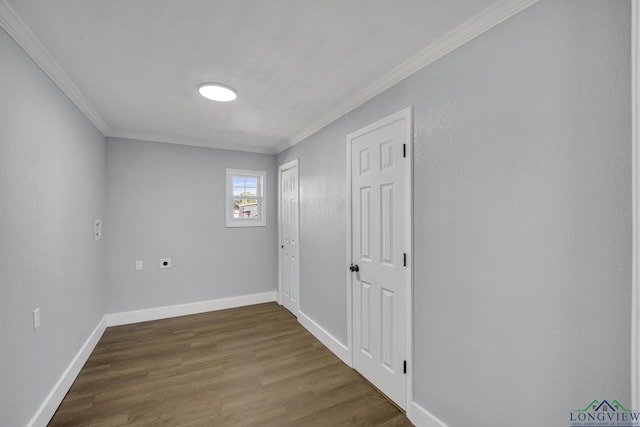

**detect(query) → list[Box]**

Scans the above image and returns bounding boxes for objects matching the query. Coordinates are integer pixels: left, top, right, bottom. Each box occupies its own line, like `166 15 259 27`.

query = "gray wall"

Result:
0 28 106 427
278 1 632 425
1 0 632 425
105 138 278 313
275 131 349 343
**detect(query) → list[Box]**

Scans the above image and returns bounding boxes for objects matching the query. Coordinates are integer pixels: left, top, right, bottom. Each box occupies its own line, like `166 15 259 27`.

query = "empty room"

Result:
1 0 638 426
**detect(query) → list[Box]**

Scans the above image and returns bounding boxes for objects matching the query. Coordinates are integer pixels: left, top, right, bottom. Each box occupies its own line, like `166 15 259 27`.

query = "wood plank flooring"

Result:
49 302 413 426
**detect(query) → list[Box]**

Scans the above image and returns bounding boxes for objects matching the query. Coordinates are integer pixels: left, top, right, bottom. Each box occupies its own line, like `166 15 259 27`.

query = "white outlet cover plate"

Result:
95 219 102 240
135 260 143 270
33 308 40 330
160 258 172 268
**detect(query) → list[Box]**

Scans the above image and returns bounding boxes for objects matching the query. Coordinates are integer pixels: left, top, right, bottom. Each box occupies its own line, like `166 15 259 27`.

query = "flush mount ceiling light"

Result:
198 83 237 102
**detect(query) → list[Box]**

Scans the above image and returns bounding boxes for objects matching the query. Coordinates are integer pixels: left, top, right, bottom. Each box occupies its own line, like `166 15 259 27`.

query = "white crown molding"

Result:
281 0 539 152
275 140 295 155
0 0 277 155
107 130 278 155
1 0 538 156
0 0 111 135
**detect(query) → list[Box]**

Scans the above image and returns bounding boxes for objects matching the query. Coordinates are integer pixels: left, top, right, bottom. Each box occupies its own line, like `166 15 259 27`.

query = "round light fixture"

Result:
198 83 237 102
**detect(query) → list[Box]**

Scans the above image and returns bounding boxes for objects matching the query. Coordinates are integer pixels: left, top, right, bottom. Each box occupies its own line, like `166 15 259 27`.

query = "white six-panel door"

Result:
279 160 299 315
349 109 411 409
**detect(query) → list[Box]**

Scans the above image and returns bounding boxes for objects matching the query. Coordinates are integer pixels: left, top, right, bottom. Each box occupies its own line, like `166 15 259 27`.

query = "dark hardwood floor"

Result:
49 302 413 426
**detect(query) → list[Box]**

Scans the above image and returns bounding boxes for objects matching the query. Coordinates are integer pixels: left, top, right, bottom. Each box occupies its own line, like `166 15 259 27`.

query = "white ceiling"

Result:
1 0 536 154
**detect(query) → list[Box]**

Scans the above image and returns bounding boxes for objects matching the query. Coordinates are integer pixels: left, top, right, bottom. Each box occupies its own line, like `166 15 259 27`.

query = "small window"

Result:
226 169 266 227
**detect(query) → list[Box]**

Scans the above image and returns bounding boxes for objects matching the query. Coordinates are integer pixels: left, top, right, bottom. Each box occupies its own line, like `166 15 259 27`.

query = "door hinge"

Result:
403 253 407 267
403 360 407 374
403 144 406 158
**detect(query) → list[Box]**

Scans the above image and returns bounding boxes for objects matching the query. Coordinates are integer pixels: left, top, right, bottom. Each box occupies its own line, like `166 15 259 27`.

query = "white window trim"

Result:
226 168 267 227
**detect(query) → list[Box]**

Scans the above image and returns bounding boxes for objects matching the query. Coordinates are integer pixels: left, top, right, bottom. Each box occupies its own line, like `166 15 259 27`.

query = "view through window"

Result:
226 169 266 227
233 175 259 218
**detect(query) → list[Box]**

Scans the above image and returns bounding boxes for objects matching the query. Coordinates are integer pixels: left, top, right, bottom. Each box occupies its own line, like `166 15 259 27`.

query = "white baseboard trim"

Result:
297 310 350 365
27 317 107 427
105 291 278 327
409 402 449 427
28 292 277 426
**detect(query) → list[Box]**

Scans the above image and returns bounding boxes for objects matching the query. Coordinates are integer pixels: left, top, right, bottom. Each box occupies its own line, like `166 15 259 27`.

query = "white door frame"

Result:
346 106 413 409
278 158 300 314
632 0 639 411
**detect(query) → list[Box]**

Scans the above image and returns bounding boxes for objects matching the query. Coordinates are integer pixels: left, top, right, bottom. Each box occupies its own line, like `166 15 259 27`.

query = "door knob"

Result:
349 264 359 272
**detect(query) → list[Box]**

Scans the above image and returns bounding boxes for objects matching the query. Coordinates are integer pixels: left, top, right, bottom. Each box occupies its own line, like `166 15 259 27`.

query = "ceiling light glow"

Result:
198 83 237 102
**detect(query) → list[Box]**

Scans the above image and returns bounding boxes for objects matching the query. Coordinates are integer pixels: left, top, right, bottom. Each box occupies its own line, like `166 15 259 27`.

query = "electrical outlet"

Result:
160 258 172 269
135 260 143 271
33 308 40 330
95 219 102 240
